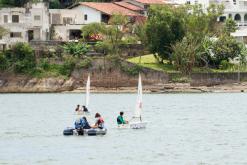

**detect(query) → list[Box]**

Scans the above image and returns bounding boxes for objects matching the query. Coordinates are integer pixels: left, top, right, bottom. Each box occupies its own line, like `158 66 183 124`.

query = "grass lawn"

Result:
127 54 178 73
127 54 247 73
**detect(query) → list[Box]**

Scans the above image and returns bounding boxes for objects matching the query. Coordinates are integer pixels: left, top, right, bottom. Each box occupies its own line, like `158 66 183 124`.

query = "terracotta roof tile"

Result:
134 0 166 4
79 2 141 16
114 2 144 11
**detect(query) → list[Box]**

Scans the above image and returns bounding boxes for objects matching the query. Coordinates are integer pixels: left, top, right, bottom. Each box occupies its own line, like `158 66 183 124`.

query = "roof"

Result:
134 0 166 4
114 2 144 11
79 2 140 16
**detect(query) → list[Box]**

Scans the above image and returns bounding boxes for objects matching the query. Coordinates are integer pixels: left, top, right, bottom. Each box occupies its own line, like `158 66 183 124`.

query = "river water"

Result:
0 93 247 165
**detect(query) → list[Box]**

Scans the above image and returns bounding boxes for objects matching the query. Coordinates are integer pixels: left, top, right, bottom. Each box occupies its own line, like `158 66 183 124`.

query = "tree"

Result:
172 36 198 74
185 4 224 43
7 43 36 73
146 5 186 63
62 42 91 57
223 18 237 35
81 14 130 55
211 34 242 67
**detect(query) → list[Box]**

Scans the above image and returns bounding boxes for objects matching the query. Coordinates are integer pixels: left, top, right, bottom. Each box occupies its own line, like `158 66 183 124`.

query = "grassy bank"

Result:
127 54 247 73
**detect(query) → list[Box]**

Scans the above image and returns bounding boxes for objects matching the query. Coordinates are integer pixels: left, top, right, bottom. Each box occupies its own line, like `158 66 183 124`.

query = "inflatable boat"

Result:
63 127 107 136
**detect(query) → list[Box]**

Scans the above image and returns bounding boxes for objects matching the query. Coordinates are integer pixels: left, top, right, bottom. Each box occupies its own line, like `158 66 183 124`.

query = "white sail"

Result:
85 75 90 108
134 73 143 118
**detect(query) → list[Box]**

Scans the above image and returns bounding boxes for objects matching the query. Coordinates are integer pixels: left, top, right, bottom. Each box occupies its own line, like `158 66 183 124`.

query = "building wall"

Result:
0 3 50 48
72 5 102 24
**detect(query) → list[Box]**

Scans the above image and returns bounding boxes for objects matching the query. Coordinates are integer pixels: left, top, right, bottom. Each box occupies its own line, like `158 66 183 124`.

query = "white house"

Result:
0 2 50 49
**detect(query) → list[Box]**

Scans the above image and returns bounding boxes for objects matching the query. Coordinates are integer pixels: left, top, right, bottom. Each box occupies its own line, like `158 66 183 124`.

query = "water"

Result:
0 93 247 165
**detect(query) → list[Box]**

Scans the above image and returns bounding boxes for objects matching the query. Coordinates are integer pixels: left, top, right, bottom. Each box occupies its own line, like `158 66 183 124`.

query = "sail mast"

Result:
85 74 90 108
134 73 143 120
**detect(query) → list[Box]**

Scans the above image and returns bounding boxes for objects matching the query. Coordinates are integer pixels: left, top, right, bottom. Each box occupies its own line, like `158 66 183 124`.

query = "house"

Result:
0 2 50 49
51 2 145 41
0 0 168 47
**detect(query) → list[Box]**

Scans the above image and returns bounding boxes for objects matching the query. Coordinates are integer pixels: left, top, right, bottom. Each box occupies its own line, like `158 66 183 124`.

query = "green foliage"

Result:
146 5 186 63
106 54 121 67
134 23 148 45
0 26 8 38
62 42 91 57
0 53 9 71
94 41 110 54
120 64 143 76
219 60 233 70
240 44 247 65
172 37 198 74
211 35 242 67
223 18 237 35
5 43 36 74
38 58 50 71
49 0 61 9
82 14 130 55
185 4 224 43
170 74 190 83
76 57 92 69
59 56 76 76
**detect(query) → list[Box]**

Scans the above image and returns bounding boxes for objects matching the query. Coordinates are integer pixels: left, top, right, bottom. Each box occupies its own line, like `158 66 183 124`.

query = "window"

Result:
84 14 88 21
34 15 41 21
51 14 61 24
4 15 8 23
63 17 73 24
12 15 19 23
10 32 22 38
234 14 241 22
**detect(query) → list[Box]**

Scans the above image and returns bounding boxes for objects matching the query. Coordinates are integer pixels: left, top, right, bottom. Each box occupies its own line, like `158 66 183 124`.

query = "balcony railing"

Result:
236 22 247 26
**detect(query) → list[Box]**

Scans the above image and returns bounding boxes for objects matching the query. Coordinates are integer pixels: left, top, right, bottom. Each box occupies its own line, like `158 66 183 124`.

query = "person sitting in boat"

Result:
82 105 89 112
74 116 91 130
91 113 104 129
75 104 80 112
117 111 128 125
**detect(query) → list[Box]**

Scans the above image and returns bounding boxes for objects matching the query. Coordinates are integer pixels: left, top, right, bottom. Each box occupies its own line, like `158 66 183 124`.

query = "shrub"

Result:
59 56 76 76
9 43 36 73
0 53 9 71
62 42 91 57
121 64 143 76
76 58 92 69
219 60 231 70
39 58 50 71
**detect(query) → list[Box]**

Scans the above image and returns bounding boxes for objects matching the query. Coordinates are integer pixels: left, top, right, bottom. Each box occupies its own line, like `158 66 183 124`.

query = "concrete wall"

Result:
190 72 247 86
72 5 102 24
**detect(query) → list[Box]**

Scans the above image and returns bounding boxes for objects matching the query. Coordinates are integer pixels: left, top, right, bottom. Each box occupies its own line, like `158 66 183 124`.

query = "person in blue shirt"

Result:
74 116 91 130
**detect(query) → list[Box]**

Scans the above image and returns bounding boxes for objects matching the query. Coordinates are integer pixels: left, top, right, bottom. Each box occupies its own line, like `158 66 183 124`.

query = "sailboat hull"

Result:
129 122 147 129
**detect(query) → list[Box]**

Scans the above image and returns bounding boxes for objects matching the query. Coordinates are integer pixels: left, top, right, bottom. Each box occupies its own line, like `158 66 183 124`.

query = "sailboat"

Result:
129 73 147 129
76 74 90 115
85 74 90 110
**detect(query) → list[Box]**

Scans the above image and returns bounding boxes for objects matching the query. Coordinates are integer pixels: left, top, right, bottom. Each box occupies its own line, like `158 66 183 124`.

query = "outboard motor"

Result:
63 127 74 136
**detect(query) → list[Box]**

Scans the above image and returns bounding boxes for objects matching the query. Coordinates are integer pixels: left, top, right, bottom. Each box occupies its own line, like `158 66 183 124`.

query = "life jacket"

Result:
97 117 104 129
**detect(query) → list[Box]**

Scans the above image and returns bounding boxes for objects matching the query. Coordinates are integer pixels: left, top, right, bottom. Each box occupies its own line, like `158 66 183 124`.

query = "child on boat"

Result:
117 111 128 125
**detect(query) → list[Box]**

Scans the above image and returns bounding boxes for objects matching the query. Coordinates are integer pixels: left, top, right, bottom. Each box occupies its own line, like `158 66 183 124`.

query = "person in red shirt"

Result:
91 113 104 129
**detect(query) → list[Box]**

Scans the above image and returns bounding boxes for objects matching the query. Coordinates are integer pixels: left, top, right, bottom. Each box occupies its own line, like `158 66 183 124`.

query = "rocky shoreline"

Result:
1 76 246 93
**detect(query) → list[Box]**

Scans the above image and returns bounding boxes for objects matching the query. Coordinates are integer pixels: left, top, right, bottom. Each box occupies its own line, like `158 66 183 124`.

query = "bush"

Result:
106 54 121 67
219 60 231 70
121 64 143 76
0 53 9 71
59 56 76 76
76 58 92 69
172 37 198 75
39 58 50 71
8 42 36 73
62 42 91 57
